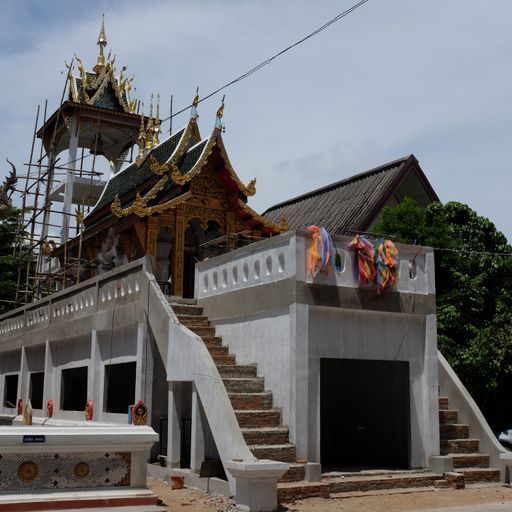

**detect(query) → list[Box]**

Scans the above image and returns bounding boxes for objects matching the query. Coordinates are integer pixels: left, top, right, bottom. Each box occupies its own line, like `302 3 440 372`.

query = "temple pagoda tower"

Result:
36 18 142 244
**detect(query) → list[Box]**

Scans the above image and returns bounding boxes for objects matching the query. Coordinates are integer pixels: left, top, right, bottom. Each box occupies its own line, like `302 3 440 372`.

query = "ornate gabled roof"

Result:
264 155 439 234
65 19 136 114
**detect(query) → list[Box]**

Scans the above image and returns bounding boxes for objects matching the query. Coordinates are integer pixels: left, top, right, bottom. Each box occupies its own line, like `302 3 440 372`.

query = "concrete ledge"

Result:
499 453 512 483
430 455 453 474
225 459 289 512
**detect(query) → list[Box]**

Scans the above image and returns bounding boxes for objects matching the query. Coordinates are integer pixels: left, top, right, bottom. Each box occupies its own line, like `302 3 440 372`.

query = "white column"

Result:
19 347 29 407
61 112 80 244
135 322 146 402
89 330 102 420
42 339 53 414
190 385 205 474
167 382 182 467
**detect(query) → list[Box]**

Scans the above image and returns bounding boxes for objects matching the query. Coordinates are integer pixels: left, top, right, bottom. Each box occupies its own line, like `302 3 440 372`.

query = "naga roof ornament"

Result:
66 17 136 114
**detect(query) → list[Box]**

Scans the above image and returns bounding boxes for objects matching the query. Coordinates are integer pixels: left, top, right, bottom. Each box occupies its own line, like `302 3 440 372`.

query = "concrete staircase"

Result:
439 395 500 485
170 300 305 483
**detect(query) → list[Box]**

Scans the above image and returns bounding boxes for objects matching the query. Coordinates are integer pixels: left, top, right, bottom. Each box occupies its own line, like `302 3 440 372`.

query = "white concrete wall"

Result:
214 307 292 429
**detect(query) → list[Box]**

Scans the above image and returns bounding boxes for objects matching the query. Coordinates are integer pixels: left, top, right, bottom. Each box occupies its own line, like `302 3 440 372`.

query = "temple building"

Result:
0 19 508 512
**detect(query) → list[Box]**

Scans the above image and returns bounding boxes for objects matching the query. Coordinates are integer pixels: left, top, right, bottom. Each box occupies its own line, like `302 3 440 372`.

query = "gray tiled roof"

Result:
264 156 413 234
91 128 186 213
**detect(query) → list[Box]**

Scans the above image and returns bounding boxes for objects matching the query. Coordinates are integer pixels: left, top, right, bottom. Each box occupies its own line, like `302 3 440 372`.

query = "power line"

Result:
161 0 370 122
55 0 370 170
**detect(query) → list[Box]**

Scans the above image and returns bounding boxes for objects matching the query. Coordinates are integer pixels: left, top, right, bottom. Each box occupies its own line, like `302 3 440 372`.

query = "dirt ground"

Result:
149 479 512 512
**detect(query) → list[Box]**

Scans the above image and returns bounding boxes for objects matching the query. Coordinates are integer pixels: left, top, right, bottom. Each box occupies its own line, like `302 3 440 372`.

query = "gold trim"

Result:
111 190 191 218
149 154 170 175
237 199 284 232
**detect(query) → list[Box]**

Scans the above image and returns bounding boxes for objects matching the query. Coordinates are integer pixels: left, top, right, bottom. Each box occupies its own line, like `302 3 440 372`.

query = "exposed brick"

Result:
440 424 469 440
327 473 439 494
170 304 203 316
462 468 500 484
439 397 450 410
279 463 306 483
242 427 289 445
223 377 264 393
278 482 329 502
440 439 479 455
235 410 281 428
229 392 273 410
218 364 257 378
444 472 465 489
439 409 458 424
250 444 296 463
453 454 490 468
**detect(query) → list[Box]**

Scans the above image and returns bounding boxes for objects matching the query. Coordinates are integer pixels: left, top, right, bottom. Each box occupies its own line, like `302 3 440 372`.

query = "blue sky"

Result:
1 0 511 241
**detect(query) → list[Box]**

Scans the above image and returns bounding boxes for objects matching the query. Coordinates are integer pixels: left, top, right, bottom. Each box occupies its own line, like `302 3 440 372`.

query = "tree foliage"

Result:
375 198 512 402
0 208 28 315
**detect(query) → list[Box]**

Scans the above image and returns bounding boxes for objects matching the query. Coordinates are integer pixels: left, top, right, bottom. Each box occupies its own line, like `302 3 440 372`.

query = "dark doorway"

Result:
4 374 18 408
29 372 44 409
320 358 410 471
183 219 205 298
104 362 136 413
61 366 88 411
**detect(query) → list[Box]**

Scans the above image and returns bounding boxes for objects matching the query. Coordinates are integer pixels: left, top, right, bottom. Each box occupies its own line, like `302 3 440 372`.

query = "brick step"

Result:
235 410 282 428
176 315 210 327
241 427 289 445
211 353 236 365
439 409 458 424
441 439 479 455
229 392 273 410
169 304 203 316
440 424 469 440
279 463 306 483
223 377 265 393
250 443 296 463
452 453 490 468
461 467 500 484
203 338 223 349
278 482 330 502
439 397 450 410
205 345 229 356
188 326 216 337
326 472 441 494
218 364 258 378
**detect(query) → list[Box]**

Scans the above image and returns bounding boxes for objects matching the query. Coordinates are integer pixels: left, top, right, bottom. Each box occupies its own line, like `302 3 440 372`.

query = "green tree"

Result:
375 198 512 404
0 208 29 314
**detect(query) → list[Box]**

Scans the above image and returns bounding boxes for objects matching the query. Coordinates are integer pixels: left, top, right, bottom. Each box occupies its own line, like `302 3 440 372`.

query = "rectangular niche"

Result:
61 366 88 411
104 361 136 414
4 374 18 409
30 372 44 409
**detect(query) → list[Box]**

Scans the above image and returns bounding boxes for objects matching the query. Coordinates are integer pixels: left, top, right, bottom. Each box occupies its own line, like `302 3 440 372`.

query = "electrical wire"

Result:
53 0 370 170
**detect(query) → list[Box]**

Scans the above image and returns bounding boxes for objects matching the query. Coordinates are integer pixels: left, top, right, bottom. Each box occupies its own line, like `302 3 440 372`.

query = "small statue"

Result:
97 227 120 272
0 159 17 218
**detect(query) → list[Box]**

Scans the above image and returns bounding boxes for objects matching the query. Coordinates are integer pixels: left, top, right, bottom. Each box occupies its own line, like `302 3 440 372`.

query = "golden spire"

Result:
94 15 108 74
137 102 146 159
145 94 154 150
190 86 200 120
215 95 225 132
153 93 161 147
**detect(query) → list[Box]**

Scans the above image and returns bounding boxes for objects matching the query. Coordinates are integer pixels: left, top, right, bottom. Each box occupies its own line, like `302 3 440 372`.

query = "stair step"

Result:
242 427 289 445
203 338 223 348
461 467 500 484
278 481 330 502
326 472 441 494
452 453 490 468
223 377 265 393
229 392 273 410
235 410 281 428
439 397 450 410
218 364 258 378
177 315 210 327
206 345 229 355
439 409 458 424
280 463 306 483
169 304 202 316
212 354 236 365
441 439 479 455
440 424 469 440
250 443 296 463
188 326 217 337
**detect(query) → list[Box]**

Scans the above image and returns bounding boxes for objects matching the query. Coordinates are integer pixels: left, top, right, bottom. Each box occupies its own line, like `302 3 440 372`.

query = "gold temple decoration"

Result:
75 208 84 225
191 87 200 120
153 93 161 147
67 17 136 113
145 94 154 150
278 217 290 232
149 154 170 176
137 103 146 160
94 14 107 73
111 190 190 218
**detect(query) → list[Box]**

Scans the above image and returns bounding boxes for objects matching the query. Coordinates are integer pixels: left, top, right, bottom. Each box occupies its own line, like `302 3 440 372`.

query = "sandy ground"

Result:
149 479 512 512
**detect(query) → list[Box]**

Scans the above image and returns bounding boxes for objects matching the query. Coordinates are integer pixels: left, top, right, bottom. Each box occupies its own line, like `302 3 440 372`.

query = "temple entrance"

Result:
320 358 410 471
183 219 204 298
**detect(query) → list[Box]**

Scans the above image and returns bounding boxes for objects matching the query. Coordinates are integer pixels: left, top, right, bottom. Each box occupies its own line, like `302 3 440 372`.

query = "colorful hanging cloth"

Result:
348 234 376 284
306 225 333 277
375 238 399 294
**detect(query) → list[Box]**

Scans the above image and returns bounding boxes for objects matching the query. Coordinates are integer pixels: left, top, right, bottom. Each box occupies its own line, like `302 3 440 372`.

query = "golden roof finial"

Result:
153 93 161 147
145 94 154 150
137 102 146 159
94 14 108 73
190 86 200 120
215 95 225 132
